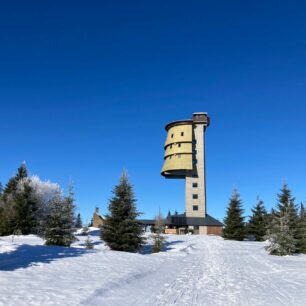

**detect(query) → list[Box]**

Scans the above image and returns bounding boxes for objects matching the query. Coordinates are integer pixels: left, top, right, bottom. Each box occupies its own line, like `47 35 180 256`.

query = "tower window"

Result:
192 183 198 188
178 143 181 148
181 132 184 136
170 145 172 149
178 154 181 158
193 205 198 211
171 133 174 138
192 194 198 199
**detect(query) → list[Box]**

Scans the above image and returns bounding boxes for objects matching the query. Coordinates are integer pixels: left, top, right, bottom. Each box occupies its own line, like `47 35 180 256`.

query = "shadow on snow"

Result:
0 244 90 271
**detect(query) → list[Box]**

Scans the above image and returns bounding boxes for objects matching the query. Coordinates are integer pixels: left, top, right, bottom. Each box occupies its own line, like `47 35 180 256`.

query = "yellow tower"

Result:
162 112 210 218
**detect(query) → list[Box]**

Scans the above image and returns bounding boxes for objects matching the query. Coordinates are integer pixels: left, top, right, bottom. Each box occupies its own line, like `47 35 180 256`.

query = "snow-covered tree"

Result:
18 175 61 236
223 189 245 241
266 207 296 255
3 162 28 200
101 171 144 252
296 203 306 254
276 183 298 238
151 211 165 253
44 185 76 247
247 197 267 241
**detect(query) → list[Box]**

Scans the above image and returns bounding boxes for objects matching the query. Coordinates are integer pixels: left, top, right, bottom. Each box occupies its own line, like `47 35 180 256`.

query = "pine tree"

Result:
266 207 296 255
44 186 76 247
223 189 245 241
3 162 28 199
151 210 165 253
101 172 144 252
248 197 267 241
75 213 82 228
61 184 76 245
296 203 306 254
13 180 38 235
266 184 299 256
276 183 298 238
85 235 94 249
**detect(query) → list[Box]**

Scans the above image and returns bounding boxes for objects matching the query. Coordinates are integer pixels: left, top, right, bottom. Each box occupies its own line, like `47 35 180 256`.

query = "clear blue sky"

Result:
1 1 306 223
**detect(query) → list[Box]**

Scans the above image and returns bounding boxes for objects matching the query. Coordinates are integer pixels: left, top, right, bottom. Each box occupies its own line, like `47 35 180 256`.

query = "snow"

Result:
1 231 306 306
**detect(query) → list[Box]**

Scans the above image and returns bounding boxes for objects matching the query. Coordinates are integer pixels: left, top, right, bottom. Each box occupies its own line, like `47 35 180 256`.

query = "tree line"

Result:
223 184 306 256
0 163 80 246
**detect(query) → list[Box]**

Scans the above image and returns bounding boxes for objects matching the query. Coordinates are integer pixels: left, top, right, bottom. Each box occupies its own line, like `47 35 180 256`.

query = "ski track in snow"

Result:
1 233 306 306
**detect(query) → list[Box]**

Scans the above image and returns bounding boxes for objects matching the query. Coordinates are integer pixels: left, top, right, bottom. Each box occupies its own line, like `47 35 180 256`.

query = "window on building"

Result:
178 154 181 158
171 133 174 138
192 182 198 188
193 205 198 211
193 194 198 199
181 132 184 136
170 145 172 149
178 143 181 148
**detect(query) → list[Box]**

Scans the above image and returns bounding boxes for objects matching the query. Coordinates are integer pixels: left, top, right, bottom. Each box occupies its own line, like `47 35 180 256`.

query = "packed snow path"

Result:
1 233 306 306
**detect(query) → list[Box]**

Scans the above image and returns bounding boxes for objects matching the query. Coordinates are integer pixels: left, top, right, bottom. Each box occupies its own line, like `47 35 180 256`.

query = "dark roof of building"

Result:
138 219 155 225
164 213 223 226
138 213 223 227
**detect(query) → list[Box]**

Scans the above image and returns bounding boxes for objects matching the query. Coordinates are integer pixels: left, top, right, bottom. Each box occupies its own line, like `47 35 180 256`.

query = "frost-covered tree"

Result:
266 207 296 255
3 162 28 200
101 171 144 252
75 213 82 228
223 189 245 241
296 203 306 254
247 197 267 241
266 184 299 256
44 185 76 247
16 175 61 237
61 184 76 244
276 183 298 238
151 211 165 253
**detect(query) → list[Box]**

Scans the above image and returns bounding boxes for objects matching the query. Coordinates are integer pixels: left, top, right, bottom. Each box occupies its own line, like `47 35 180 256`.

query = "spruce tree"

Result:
13 181 38 235
248 197 267 241
3 162 28 199
44 186 76 247
152 211 165 253
85 235 94 249
276 183 298 238
75 213 82 228
223 189 245 241
266 184 299 256
61 184 76 245
296 203 306 254
266 207 296 255
101 172 144 252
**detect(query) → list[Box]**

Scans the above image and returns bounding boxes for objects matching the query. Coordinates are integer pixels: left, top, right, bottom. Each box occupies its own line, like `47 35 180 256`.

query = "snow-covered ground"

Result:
1 230 306 306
